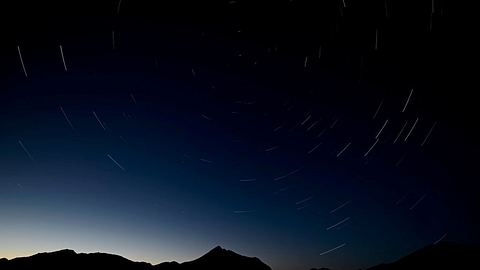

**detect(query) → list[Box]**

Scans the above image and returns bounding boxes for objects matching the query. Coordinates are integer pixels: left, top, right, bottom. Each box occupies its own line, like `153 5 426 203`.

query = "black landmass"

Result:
366 242 479 270
0 242 478 270
0 245 271 270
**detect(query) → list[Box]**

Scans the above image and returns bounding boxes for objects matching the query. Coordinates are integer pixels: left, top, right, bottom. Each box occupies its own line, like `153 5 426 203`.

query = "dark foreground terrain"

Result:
366 242 479 270
0 246 270 270
1 242 478 270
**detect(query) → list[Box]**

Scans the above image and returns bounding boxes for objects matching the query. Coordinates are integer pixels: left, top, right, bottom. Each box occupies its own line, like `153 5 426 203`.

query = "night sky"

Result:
0 1 478 270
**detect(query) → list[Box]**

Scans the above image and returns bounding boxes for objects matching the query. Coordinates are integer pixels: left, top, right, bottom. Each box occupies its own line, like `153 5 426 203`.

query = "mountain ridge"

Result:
1 242 479 270
366 241 479 270
0 245 271 270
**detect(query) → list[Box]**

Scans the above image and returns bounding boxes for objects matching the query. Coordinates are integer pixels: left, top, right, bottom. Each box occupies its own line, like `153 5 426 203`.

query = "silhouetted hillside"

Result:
367 242 479 270
178 246 271 270
0 246 271 270
0 249 152 270
1 242 478 270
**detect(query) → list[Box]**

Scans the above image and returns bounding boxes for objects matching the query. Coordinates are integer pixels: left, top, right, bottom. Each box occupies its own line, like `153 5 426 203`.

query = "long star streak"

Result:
308 142 322 154
116 0 123 14
295 196 313 205
107 154 126 171
330 201 350 213
375 119 389 139
319 243 346 256
336 142 351 157
433 233 447 245
372 100 383 119
274 168 302 181
59 45 67 71
233 210 253 214
394 121 408 143
404 117 419 142
364 138 379 157
92 111 106 130
239 178 256 182
18 140 34 162
409 193 427 210
421 121 437 146
326 217 351 230
60 106 74 129
17 45 28 78
402 89 414 112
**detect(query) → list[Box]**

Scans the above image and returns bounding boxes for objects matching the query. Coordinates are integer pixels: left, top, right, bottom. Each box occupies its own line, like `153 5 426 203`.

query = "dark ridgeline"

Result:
0 246 271 270
0 249 152 270
1 242 479 270
366 242 479 270
310 242 479 270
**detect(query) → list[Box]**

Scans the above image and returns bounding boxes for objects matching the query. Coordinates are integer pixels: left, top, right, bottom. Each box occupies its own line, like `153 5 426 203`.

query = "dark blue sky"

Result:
0 1 478 270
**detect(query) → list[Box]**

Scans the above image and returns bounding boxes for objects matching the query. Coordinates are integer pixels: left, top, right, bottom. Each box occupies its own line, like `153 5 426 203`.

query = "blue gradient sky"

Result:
1 1 478 270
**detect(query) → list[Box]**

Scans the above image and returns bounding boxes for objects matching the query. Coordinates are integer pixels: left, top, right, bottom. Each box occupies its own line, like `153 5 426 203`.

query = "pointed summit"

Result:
202 246 232 257
193 246 235 261
209 246 225 253
183 246 271 270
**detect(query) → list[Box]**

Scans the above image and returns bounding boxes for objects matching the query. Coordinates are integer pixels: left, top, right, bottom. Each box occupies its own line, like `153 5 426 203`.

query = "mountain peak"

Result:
196 245 235 261
210 246 225 252
182 245 271 270
206 245 228 255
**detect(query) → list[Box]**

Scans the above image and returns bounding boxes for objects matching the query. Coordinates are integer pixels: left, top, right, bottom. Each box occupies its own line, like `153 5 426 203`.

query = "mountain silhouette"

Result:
175 246 271 270
0 246 271 270
1 242 478 270
366 242 479 270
